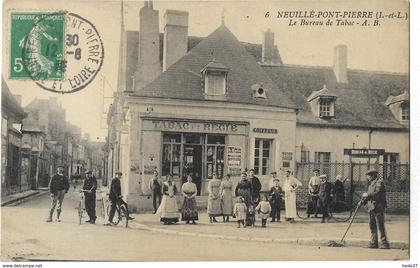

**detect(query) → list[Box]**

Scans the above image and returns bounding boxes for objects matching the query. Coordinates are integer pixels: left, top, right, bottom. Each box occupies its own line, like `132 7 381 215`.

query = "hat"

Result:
270 171 277 175
320 174 327 179
249 168 255 172
366 169 378 176
313 169 320 172
273 178 280 182
86 170 92 174
57 165 65 168
241 171 248 176
115 171 123 175
285 169 291 173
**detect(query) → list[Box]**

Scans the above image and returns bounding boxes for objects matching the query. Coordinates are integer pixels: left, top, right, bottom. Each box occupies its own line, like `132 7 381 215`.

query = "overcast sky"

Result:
3 0 409 141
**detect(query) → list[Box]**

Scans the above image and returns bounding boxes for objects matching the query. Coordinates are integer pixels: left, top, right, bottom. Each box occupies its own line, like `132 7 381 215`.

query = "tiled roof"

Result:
1 78 26 119
131 25 296 109
263 65 409 129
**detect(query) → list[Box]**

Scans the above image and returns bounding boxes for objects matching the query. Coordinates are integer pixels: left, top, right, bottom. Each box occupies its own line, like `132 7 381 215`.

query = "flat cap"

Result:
366 169 378 176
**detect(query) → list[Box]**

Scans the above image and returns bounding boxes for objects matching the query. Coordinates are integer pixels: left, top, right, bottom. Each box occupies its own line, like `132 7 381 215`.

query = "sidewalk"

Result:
1 189 48 207
130 211 409 249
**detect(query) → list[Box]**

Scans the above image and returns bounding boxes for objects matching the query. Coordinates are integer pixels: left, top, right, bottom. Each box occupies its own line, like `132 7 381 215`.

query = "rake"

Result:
327 200 363 247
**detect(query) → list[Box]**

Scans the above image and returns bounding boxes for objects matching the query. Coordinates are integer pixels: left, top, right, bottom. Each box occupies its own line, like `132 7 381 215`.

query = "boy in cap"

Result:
269 177 283 222
318 174 334 223
361 169 389 249
47 166 70 222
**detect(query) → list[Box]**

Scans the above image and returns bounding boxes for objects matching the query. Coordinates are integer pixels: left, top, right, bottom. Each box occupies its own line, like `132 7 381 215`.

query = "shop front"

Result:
140 117 249 195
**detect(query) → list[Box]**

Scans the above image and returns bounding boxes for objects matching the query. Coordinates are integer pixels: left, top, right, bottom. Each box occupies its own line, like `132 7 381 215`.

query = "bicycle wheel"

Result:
119 204 129 228
78 200 83 225
330 201 353 222
107 203 120 225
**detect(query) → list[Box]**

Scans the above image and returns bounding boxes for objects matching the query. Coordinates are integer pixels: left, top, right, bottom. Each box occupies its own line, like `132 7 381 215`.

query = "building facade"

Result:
107 3 409 211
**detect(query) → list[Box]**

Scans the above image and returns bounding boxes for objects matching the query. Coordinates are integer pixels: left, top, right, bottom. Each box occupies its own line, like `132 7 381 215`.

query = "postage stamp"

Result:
10 11 104 94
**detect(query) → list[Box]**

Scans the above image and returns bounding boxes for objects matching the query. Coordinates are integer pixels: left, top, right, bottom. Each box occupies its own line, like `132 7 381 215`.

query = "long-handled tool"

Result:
328 200 363 247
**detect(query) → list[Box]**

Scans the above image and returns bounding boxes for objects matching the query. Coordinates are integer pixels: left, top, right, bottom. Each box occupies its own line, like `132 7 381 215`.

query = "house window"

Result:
254 139 272 175
205 72 226 95
319 99 334 118
301 148 310 163
315 152 331 175
401 102 409 121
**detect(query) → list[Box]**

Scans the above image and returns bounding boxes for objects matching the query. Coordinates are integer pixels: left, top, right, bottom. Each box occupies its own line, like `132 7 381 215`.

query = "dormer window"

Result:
385 91 409 124
401 101 409 121
306 85 337 119
319 98 334 118
200 60 229 96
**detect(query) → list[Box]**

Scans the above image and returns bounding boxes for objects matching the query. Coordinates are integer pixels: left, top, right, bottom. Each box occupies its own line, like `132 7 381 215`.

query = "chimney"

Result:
262 29 275 64
163 10 188 71
333 45 348 83
134 1 161 91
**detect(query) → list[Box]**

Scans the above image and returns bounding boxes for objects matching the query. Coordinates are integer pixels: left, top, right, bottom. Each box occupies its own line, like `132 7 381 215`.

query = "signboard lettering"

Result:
253 128 278 134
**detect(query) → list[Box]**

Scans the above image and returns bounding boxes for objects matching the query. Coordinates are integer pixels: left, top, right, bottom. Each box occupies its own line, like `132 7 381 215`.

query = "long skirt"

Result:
181 197 199 221
237 189 251 207
207 196 222 217
221 193 233 216
284 192 298 218
156 195 180 223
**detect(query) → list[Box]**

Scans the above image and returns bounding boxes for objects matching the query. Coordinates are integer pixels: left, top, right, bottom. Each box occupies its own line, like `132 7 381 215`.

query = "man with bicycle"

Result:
83 170 97 224
104 171 134 226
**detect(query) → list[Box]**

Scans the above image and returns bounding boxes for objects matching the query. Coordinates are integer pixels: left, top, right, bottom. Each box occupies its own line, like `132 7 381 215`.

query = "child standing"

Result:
256 194 272 227
233 196 247 228
269 178 283 222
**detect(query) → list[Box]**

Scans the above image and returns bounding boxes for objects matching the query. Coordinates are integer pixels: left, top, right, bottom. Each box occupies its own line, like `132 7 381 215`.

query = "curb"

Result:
129 220 409 249
1 190 49 207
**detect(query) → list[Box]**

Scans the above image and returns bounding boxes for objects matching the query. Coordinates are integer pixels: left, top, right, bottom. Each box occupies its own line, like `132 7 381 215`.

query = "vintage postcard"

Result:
1 0 412 264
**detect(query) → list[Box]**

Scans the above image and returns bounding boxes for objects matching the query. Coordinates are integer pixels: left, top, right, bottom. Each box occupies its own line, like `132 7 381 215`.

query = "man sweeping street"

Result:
361 169 390 249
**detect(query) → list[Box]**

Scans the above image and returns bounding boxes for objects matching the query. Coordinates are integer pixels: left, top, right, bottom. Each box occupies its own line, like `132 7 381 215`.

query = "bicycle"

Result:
105 194 129 228
77 190 89 225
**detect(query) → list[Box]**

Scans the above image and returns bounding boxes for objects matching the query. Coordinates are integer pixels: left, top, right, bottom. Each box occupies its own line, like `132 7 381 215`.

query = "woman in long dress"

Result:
235 172 252 207
156 174 180 224
207 172 222 223
181 175 199 224
282 170 302 223
219 174 233 222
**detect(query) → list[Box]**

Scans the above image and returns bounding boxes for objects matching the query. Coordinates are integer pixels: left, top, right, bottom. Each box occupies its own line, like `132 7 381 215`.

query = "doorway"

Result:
183 145 203 195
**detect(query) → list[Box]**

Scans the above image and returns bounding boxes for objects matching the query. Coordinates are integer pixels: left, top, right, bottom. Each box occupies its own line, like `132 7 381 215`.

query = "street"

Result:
1 188 409 261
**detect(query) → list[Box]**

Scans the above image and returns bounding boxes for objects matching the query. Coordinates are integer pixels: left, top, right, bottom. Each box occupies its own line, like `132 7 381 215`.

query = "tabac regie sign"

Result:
344 148 385 158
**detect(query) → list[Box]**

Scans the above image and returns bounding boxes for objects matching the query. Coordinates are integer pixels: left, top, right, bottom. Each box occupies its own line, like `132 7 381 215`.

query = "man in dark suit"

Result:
318 174 334 223
104 171 134 226
82 170 97 223
361 169 389 249
248 169 262 204
47 166 70 222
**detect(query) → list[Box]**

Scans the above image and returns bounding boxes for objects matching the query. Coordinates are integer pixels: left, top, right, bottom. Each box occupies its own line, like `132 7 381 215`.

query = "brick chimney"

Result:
333 45 348 83
134 1 161 91
163 10 188 71
262 29 275 64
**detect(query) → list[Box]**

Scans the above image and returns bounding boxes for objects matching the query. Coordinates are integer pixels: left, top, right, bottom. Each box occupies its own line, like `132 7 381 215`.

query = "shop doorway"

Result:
183 145 203 195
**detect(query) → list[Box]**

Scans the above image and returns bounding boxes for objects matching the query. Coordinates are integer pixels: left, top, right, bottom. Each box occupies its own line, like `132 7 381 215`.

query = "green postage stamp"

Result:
10 13 65 80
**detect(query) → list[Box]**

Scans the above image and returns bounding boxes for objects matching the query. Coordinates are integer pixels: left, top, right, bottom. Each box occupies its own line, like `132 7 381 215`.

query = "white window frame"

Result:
401 102 409 121
254 138 272 176
204 70 227 96
318 98 335 118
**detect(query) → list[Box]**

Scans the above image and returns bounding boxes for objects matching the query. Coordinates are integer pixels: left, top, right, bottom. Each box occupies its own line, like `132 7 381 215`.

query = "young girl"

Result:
256 194 272 227
233 196 247 228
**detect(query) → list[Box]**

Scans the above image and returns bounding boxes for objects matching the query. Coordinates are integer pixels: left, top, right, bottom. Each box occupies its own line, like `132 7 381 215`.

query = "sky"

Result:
2 0 409 141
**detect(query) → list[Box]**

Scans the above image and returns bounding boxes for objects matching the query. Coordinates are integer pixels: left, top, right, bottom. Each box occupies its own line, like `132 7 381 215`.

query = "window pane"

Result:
254 158 259 166
185 133 201 144
262 158 268 166
263 149 270 157
262 167 267 175
255 140 260 148
206 73 225 95
163 133 181 143
263 140 270 149
254 148 259 157
207 135 225 144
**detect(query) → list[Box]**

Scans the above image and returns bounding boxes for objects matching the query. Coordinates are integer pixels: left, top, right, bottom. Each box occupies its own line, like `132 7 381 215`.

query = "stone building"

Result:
107 2 409 211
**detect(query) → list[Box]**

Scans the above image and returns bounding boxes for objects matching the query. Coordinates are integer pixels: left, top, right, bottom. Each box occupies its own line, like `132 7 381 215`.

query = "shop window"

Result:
319 98 334 118
401 102 409 121
254 139 272 175
206 135 225 179
301 150 310 163
162 133 181 177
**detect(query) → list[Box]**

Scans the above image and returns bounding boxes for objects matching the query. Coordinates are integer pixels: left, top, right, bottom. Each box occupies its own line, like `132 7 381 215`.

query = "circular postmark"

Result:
21 12 104 94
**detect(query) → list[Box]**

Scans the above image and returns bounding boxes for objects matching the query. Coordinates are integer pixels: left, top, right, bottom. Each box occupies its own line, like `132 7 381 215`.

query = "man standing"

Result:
149 170 163 214
307 169 320 218
104 172 134 226
248 169 262 204
318 174 334 223
361 169 389 249
83 171 97 224
47 166 70 222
